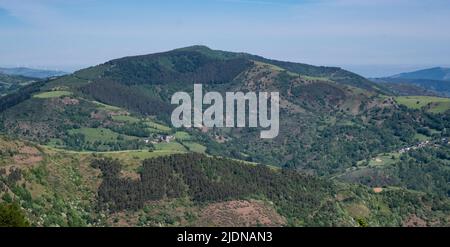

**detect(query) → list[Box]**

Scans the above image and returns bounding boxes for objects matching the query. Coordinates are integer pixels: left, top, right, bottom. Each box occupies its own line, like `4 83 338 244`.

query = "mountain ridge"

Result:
373 67 450 97
70 45 385 92
389 67 450 81
0 67 67 79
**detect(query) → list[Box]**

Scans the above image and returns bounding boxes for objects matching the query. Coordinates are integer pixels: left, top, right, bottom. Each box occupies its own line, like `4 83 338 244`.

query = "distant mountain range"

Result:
0 67 67 79
372 67 450 97
390 67 450 81
0 72 37 96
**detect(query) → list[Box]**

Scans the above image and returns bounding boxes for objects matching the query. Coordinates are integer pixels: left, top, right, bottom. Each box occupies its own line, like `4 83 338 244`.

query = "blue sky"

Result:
0 0 449 77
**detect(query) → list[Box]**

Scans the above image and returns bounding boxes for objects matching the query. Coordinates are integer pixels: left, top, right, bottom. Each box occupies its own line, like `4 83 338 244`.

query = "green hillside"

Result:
395 96 450 113
0 73 37 96
390 67 450 81
0 137 448 226
374 67 450 97
0 46 449 226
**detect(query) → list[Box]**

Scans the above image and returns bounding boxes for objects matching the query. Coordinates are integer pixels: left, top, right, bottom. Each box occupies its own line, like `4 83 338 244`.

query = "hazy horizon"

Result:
1 0 449 77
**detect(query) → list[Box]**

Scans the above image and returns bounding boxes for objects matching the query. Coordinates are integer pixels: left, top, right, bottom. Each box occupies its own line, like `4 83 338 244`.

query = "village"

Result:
398 137 449 154
143 134 175 145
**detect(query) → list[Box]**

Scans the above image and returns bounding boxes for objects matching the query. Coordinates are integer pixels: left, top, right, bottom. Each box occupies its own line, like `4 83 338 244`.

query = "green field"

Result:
414 133 430 141
33 90 73 99
355 152 400 168
182 141 206 153
47 138 64 147
253 61 285 72
42 146 186 172
368 153 400 167
428 101 450 113
68 127 136 142
112 115 140 123
92 101 122 111
154 142 187 152
144 119 171 133
395 96 450 113
174 131 191 140
101 150 186 170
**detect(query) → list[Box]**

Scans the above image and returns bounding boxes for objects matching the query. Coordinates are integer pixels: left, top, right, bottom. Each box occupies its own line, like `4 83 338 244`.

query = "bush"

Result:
0 202 30 227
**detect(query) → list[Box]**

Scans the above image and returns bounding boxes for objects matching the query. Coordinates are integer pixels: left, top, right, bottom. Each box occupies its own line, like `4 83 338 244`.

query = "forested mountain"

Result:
0 46 449 226
0 73 37 96
390 67 450 81
92 154 449 226
373 67 450 97
371 79 440 97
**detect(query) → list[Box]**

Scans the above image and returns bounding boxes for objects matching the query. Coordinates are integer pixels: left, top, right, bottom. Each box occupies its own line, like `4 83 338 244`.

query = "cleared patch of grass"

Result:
144 119 171 132
253 61 285 72
147 128 167 134
182 141 206 153
47 138 64 147
102 150 186 170
68 128 136 142
112 115 139 123
42 146 186 173
368 153 399 167
344 203 370 219
33 90 72 99
92 101 122 111
104 150 183 161
174 131 191 140
44 75 90 89
428 101 450 114
395 96 450 111
414 133 430 141
356 152 400 167
154 142 187 152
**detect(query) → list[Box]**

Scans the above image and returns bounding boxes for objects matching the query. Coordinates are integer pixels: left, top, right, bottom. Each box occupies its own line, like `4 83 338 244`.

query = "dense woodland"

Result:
103 50 253 86
92 154 450 226
81 79 173 118
0 79 47 112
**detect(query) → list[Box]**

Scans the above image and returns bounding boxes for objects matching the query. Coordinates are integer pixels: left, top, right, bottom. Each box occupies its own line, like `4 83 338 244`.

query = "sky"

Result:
0 0 449 77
